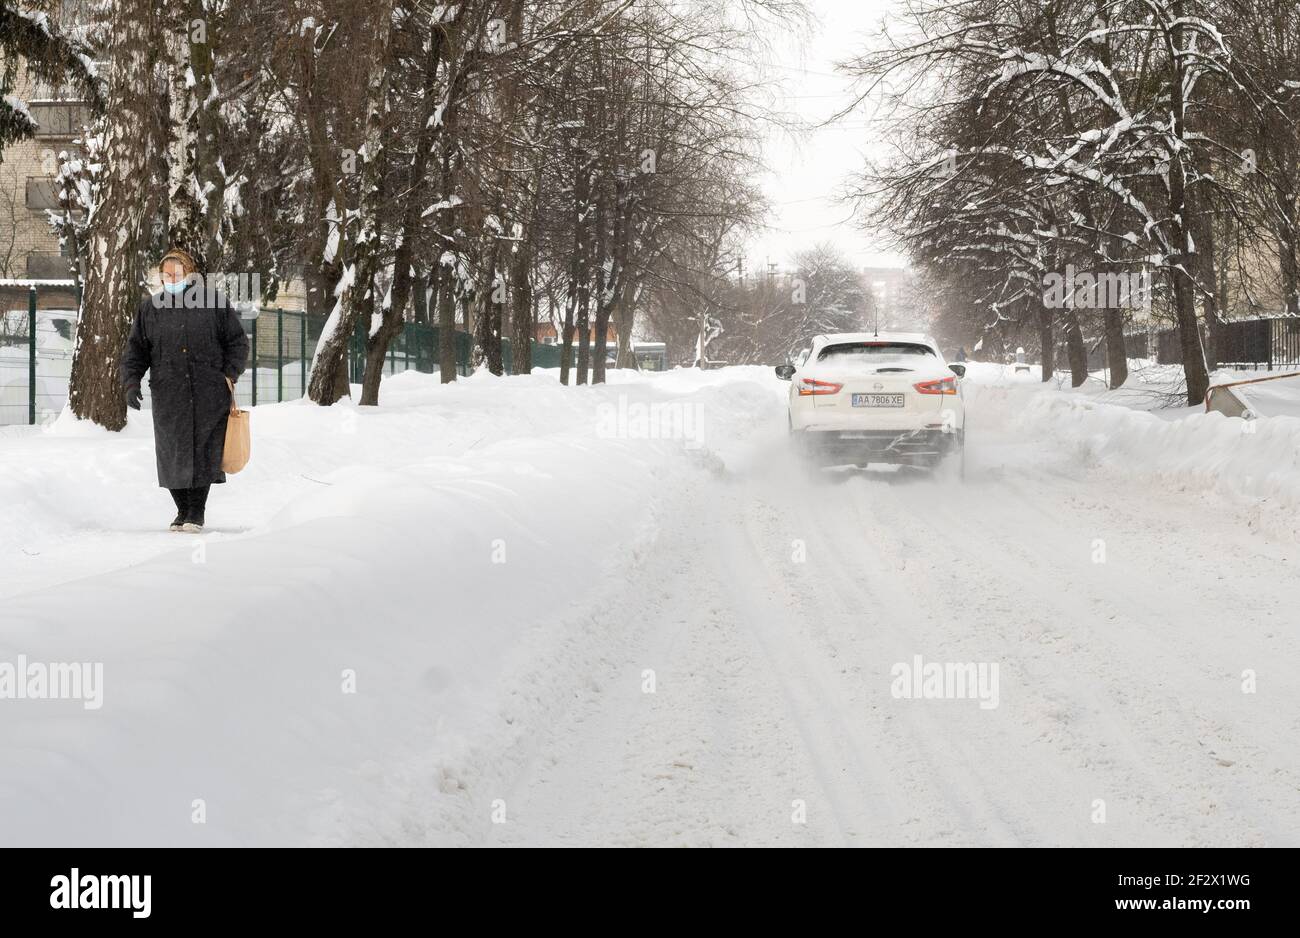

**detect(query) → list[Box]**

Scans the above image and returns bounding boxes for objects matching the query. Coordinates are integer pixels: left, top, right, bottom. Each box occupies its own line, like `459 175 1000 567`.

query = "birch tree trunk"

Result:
68 0 162 430
166 2 225 270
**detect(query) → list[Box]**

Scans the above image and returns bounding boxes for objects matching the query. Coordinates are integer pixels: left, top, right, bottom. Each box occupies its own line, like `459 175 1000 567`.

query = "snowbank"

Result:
965 366 1300 536
0 367 783 846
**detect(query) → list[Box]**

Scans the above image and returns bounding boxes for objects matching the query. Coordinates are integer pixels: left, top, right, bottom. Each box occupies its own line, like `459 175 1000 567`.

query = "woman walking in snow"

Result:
120 249 249 532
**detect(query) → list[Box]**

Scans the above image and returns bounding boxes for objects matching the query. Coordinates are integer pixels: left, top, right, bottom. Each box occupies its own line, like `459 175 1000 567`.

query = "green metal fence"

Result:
2 285 568 425
229 308 567 408
1 286 77 426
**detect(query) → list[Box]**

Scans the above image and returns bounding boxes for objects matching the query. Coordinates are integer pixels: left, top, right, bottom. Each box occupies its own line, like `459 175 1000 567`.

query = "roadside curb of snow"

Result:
1005 387 1300 538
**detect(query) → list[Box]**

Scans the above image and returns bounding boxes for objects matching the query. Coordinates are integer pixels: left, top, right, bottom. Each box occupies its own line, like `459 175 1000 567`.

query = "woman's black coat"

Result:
120 290 250 488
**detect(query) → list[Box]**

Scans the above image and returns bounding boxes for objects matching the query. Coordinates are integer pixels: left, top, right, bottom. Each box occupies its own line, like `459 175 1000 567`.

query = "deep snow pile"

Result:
0 366 783 846
963 361 1300 538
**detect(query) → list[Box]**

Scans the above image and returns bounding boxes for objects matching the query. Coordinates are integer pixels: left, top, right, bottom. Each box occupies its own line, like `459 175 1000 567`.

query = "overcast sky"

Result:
744 0 906 273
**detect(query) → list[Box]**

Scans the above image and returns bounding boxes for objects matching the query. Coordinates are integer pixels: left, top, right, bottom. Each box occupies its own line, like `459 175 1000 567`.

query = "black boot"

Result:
168 488 190 532
182 484 210 532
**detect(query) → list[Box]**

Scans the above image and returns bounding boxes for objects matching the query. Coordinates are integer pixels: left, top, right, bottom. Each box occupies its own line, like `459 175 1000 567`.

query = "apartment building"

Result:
0 71 89 282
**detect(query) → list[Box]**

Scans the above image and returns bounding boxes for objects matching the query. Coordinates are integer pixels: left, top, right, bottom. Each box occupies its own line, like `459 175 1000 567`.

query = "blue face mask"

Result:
162 280 188 294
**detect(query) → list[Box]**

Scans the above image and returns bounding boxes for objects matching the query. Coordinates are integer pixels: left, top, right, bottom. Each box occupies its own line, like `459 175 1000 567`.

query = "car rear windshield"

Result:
816 342 937 366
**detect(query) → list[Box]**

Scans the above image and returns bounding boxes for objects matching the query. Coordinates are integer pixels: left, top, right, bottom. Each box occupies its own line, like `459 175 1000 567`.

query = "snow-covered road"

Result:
2 365 1297 846
486 410 1300 846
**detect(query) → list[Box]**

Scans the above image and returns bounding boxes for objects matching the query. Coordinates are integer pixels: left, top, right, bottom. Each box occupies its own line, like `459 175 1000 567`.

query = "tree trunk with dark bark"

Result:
307 2 395 405
1166 26 1210 406
359 19 447 405
1279 215 1300 317
1065 311 1088 387
1037 304 1055 382
1103 302 1128 389
471 235 504 375
561 149 588 386
437 262 457 382
509 246 533 374
412 270 429 323
590 185 611 384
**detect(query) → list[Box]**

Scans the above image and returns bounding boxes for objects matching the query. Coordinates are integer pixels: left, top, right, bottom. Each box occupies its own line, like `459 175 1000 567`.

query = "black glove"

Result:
125 384 142 410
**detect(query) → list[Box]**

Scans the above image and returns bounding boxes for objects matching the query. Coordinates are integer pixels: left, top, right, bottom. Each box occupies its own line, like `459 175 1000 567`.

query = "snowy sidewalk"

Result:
0 368 779 845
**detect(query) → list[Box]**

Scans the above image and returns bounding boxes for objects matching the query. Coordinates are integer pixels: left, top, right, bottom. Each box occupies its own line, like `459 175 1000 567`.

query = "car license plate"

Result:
852 393 904 407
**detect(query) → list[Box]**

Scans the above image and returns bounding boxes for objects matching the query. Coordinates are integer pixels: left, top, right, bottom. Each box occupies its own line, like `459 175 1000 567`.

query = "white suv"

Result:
776 332 966 472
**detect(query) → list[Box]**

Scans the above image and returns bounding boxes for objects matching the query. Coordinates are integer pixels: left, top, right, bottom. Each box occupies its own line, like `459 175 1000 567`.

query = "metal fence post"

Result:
28 286 37 425
251 311 259 407
276 307 284 402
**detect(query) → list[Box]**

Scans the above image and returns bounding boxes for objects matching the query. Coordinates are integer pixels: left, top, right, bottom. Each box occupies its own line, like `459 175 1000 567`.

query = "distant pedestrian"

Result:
120 249 249 532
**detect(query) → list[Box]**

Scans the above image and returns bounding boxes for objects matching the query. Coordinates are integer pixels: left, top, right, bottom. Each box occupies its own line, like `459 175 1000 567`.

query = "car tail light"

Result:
797 377 843 396
914 377 957 395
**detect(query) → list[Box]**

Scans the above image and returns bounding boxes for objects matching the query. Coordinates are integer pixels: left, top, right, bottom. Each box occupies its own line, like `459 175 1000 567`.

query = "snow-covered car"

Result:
775 332 965 472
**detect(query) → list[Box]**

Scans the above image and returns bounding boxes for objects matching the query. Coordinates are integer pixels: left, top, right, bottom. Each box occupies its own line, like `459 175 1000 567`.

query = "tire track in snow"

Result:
912 464 1300 845
829 440 1300 845
481 476 849 847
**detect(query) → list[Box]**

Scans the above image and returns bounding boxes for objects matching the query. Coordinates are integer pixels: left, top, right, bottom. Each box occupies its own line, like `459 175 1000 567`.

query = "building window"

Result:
28 102 91 138
27 253 72 279
26 177 60 211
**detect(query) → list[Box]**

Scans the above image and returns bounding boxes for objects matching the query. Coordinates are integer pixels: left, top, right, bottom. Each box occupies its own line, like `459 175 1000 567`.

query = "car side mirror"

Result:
949 363 966 378
774 363 796 380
